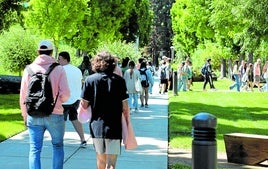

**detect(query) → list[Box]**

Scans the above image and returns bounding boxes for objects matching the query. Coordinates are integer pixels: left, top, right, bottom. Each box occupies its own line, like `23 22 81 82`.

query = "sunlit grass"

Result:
0 94 25 142
169 78 268 152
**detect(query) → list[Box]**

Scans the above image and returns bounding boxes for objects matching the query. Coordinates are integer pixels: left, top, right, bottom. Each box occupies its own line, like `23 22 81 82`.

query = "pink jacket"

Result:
122 112 138 150
20 54 70 118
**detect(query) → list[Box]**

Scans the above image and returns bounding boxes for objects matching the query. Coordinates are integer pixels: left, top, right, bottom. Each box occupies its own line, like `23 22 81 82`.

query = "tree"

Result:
69 0 136 52
120 0 153 47
171 0 215 58
0 0 25 32
0 25 38 74
24 0 87 51
149 0 175 63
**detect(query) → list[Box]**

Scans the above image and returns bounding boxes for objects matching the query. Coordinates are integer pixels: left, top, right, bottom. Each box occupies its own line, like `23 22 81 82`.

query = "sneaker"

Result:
141 104 144 108
145 104 149 108
135 108 139 112
80 141 87 148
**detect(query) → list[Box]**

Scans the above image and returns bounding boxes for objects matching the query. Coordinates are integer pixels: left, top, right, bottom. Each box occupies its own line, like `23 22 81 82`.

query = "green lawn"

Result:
169 78 268 153
0 94 25 142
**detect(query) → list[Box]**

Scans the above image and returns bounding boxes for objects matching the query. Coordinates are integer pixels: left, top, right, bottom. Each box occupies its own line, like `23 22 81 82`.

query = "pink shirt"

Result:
20 54 70 118
253 62 261 76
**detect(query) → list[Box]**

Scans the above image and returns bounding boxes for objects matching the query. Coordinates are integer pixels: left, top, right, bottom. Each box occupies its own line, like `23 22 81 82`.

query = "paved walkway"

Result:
0 79 169 169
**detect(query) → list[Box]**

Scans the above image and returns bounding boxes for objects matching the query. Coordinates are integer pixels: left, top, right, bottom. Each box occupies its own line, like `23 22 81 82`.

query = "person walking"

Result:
20 40 70 169
58 51 87 148
261 61 268 92
78 55 93 82
79 51 131 169
239 60 246 87
202 58 216 91
124 60 141 112
158 60 169 94
242 63 254 91
177 61 189 92
139 61 154 108
253 58 262 91
229 60 240 92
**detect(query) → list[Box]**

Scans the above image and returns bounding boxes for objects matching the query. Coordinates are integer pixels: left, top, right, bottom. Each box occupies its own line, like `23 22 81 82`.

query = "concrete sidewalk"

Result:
0 80 168 169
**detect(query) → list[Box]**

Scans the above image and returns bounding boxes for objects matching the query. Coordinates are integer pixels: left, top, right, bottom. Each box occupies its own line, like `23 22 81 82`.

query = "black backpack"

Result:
24 63 59 117
160 67 167 80
139 69 149 87
201 64 207 75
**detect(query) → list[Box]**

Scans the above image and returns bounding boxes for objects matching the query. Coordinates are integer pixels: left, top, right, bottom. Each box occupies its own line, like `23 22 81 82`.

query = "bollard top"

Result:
192 112 217 128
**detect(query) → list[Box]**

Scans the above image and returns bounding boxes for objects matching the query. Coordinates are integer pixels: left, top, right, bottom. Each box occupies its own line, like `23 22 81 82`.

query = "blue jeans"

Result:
230 74 240 92
128 93 138 109
27 114 65 169
261 78 268 91
177 76 187 92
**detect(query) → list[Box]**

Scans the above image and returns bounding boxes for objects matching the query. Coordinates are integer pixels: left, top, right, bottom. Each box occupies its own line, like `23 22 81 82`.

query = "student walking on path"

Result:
79 51 136 169
19 40 70 169
124 60 141 112
58 51 87 148
139 61 154 108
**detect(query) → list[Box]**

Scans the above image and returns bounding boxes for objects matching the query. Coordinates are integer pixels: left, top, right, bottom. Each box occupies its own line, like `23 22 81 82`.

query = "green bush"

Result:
0 25 39 75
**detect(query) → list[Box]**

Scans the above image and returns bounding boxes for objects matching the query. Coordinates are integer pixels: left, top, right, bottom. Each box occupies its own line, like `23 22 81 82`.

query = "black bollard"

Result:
173 71 178 96
192 112 217 169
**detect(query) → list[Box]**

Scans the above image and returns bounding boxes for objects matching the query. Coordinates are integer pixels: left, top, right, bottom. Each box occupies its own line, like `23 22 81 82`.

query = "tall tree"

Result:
69 0 135 52
120 0 153 47
24 0 87 50
0 0 25 32
171 0 215 57
149 0 175 62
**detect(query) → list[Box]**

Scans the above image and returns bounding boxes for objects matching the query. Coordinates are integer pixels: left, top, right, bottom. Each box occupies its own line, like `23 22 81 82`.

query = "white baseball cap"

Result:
38 40 53 51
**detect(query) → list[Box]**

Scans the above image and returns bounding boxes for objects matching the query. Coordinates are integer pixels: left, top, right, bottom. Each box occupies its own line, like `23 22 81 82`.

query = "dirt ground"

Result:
168 148 268 169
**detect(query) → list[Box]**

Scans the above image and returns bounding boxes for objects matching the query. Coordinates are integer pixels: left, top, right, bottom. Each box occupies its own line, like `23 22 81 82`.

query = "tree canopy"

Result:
171 0 268 68
24 0 152 53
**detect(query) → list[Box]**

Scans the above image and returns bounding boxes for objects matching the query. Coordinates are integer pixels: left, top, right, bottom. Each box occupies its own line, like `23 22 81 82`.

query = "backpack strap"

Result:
139 69 148 80
26 65 35 76
45 62 60 75
46 62 60 106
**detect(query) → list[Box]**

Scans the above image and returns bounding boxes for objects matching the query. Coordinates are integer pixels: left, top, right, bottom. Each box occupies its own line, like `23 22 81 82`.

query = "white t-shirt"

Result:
62 64 82 105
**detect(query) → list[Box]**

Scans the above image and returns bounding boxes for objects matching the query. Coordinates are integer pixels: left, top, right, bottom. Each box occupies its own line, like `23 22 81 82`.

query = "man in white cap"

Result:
20 40 70 169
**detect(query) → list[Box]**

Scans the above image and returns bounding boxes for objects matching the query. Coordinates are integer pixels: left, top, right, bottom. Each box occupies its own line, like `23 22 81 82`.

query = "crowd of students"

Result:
230 58 268 92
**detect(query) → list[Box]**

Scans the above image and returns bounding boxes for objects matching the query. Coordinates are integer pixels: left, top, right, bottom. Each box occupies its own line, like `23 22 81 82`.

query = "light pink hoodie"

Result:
20 54 70 118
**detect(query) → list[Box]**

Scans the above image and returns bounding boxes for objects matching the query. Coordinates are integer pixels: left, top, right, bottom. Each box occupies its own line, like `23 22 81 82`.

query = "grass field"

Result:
0 94 25 142
169 78 268 153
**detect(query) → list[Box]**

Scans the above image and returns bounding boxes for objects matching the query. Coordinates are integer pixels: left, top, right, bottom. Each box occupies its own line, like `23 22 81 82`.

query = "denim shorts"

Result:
93 138 121 155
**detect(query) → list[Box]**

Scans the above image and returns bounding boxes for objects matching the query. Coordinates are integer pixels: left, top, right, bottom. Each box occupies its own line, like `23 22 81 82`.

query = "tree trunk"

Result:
248 52 254 64
228 59 233 79
220 58 227 78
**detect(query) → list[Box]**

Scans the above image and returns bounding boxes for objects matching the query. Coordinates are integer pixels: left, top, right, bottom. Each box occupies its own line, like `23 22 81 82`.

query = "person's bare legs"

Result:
71 120 86 142
96 153 118 169
140 88 145 106
106 154 117 169
144 87 149 106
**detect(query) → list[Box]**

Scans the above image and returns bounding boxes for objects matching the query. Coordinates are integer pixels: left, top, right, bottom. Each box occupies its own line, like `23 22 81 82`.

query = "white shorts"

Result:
93 138 121 155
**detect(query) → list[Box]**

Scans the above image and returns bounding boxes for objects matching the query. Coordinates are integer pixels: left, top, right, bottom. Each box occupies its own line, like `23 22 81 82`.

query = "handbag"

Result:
135 79 142 92
77 104 92 123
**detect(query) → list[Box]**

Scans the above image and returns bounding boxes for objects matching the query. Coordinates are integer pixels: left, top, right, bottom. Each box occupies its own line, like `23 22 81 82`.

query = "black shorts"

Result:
160 79 168 84
63 100 80 121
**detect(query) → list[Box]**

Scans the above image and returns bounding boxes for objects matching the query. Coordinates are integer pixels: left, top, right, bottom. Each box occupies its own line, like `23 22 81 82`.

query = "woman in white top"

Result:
229 60 240 92
124 60 141 112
